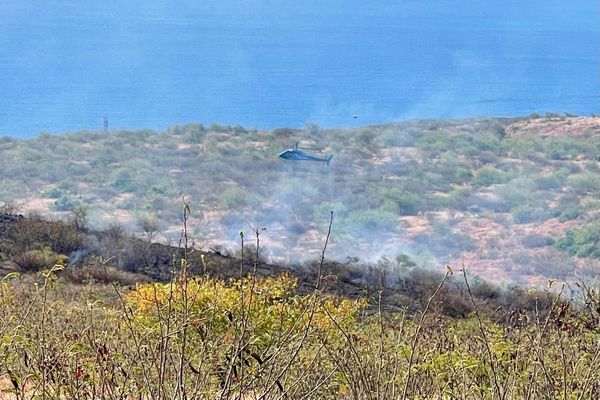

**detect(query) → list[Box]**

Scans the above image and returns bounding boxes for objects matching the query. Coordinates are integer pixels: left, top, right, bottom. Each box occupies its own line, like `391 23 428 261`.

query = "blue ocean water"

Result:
0 1 598 137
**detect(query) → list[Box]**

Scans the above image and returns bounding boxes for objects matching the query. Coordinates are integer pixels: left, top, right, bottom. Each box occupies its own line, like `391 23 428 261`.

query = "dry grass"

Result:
0 262 599 399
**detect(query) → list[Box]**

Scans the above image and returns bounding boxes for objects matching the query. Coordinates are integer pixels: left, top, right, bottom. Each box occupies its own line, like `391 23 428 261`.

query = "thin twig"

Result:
461 267 503 400
401 268 451 400
316 211 333 290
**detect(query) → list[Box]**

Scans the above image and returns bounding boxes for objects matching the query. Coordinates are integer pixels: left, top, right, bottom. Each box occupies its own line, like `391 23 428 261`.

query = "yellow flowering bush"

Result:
127 273 365 334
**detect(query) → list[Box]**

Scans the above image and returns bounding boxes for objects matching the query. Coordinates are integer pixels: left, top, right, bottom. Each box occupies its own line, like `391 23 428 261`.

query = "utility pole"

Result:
103 116 109 134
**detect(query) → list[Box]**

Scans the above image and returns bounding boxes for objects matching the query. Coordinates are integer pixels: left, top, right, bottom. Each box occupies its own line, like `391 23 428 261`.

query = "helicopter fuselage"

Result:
278 149 332 165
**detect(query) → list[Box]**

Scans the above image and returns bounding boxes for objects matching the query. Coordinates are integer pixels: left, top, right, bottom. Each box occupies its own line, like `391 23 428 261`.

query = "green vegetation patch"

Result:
558 221 600 259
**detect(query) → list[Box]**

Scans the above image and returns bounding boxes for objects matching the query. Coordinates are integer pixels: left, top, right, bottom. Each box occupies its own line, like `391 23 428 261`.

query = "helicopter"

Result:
278 142 333 165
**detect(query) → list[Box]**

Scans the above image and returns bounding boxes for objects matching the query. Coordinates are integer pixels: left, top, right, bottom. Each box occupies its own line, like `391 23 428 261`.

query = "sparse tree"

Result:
138 215 159 243
395 253 417 270
69 205 89 232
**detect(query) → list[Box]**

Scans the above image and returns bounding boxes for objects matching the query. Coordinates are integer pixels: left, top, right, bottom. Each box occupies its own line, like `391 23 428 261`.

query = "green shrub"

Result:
147 180 178 197
557 222 600 259
497 178 535 208
345 208 397 233
53 195 80 212
533 169 569 190
511 205 551 224
447 166 473 184
112 169 137 192
43 187 64 199
543 138 588 160
567 173 600 194
473 166 511 186
444 187 472 210
501 137 541 159
395 253 417 269
221 186 248 209
65 162 91 176
380 128 422 147
422 171 452 191
472 133 501 152
417 132 451 153
210 123 231 133
380 187 422 215
436 152 470 182
313 202 349 220
551 201 583 222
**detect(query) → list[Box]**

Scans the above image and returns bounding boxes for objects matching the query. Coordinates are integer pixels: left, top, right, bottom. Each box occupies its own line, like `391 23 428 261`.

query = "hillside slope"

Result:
1 115 600 284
